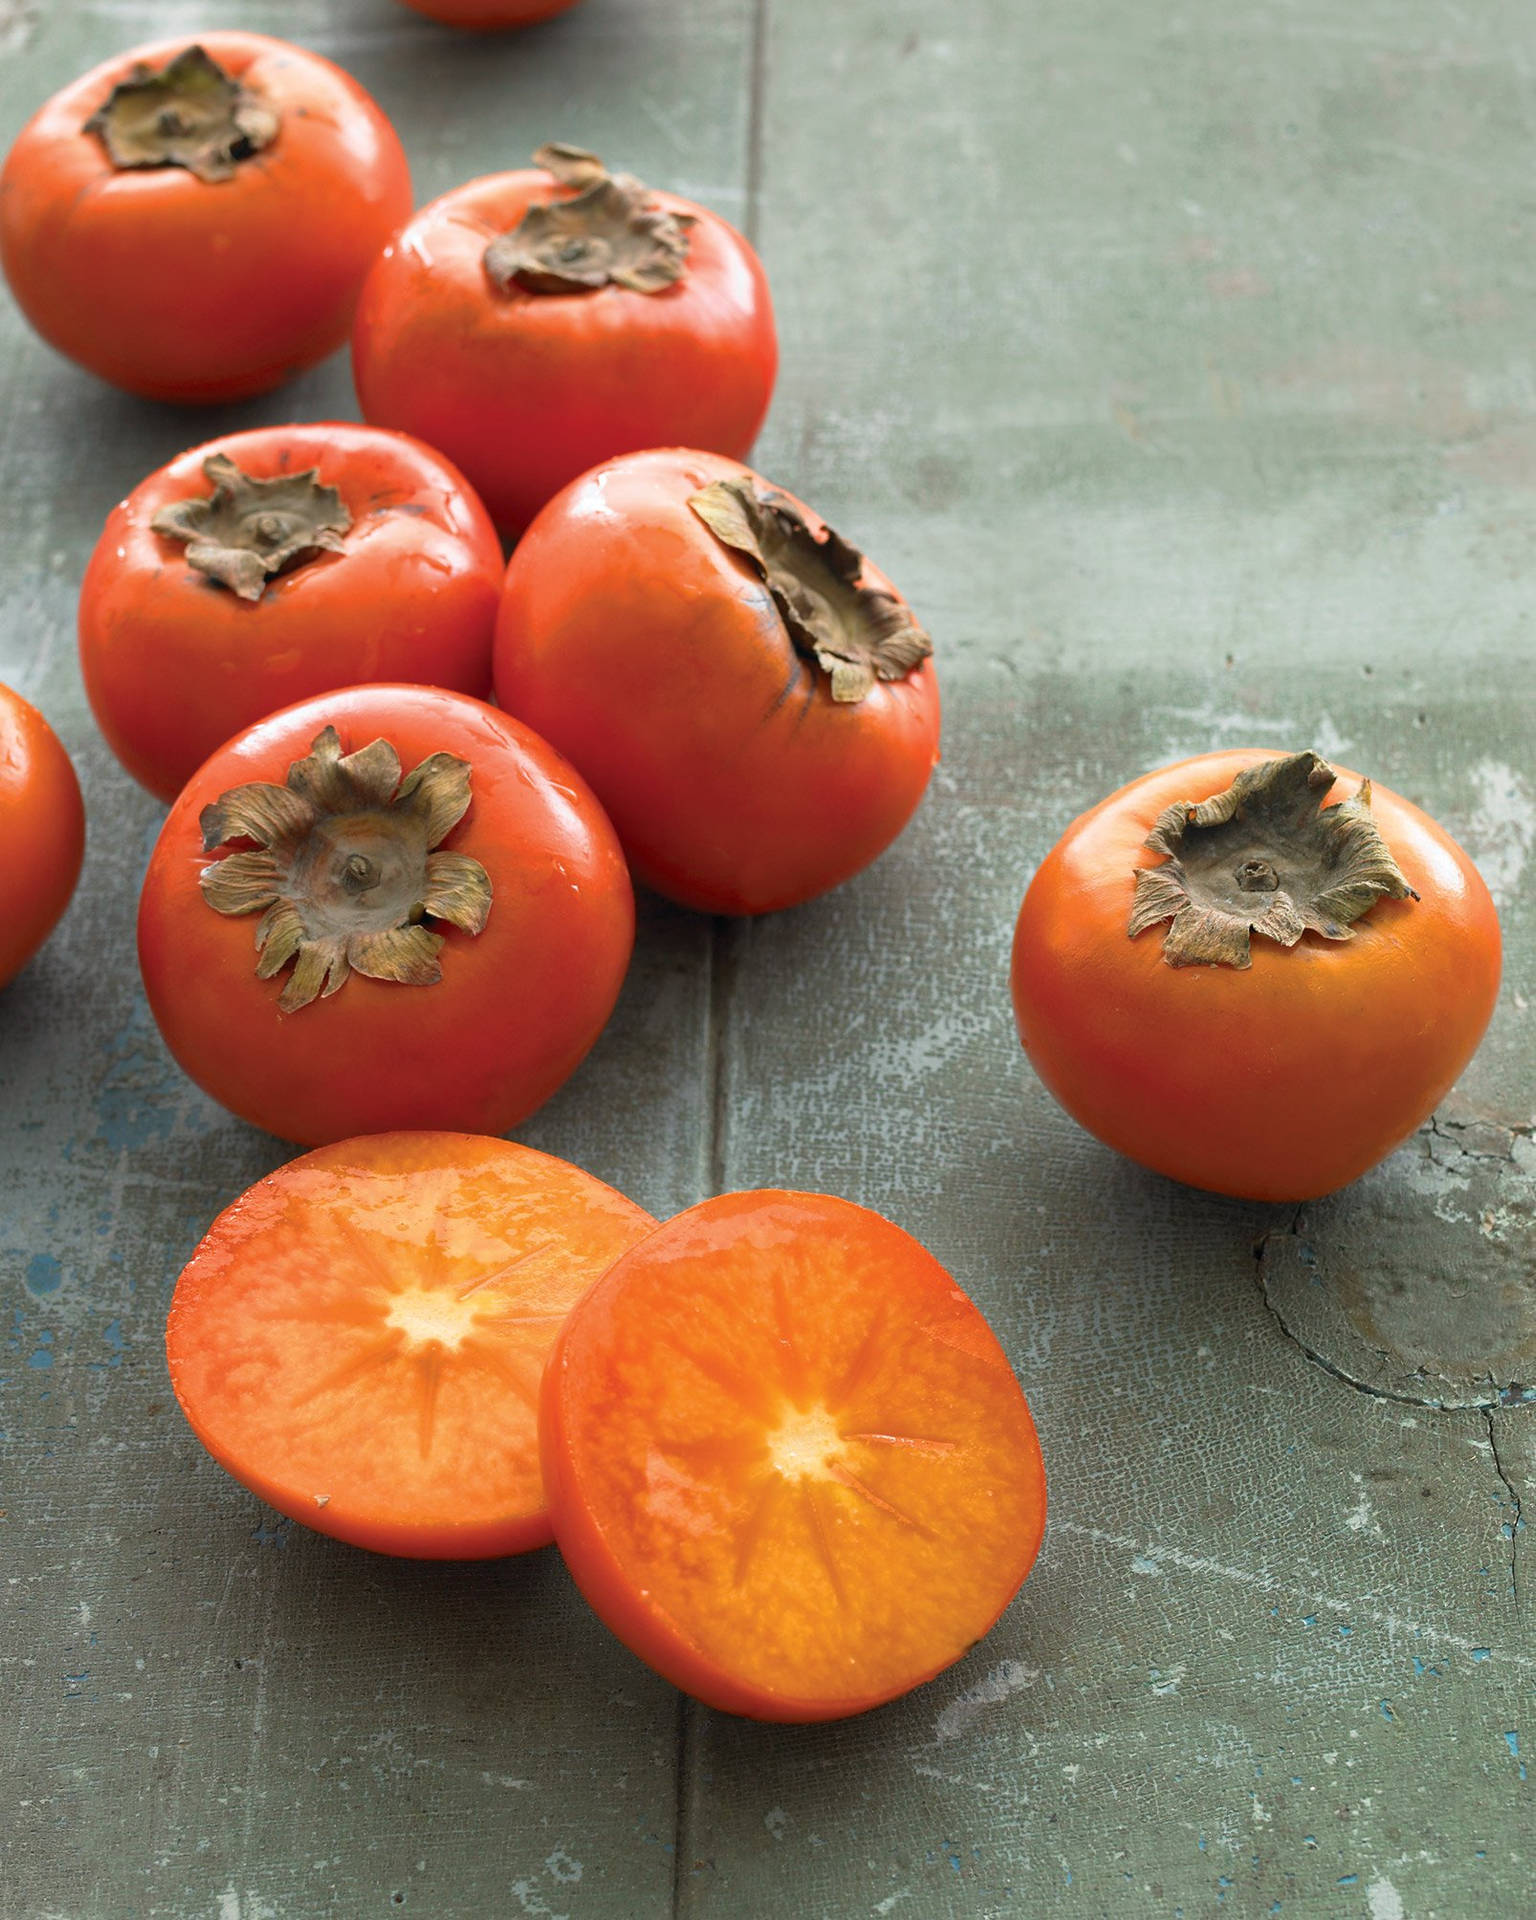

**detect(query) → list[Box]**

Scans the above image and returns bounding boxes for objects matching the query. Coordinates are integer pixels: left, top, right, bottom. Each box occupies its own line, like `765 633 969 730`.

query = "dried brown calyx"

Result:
200 727 492 1012
1128 751 1417 969
84 45 278 185
151 454 351 602
483 143 696 295
688 477 933 704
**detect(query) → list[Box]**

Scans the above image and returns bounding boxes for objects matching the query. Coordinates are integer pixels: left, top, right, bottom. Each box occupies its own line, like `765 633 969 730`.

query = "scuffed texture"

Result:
1 1 1532 1917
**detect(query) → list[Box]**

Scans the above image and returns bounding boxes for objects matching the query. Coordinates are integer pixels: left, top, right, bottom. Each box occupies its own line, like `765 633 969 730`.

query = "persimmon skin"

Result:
0 33 412 402
79 423 505 804
137 684 634 1146
541 1190 1046 1722
393 0 581 24
351 171 777 534
1010 749 1502 1202
167 1132 657 1559
493 449 942 915
0 685 85 989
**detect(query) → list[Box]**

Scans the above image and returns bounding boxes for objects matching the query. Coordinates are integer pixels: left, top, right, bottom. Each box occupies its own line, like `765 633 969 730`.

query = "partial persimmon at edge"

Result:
167 1132 657 1558
541 1190 1046 1721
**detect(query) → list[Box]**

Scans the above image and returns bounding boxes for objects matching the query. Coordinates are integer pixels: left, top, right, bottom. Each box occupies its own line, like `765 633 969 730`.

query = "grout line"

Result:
744 0 770 248
674 13 768 1904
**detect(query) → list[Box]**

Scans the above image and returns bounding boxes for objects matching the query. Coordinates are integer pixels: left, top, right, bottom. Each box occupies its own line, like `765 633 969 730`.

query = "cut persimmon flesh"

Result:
167 1132 656 1558
540 1189 1047 1720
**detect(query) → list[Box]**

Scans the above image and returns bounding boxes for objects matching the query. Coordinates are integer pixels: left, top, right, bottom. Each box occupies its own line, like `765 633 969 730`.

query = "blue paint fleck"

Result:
1301 1615 1316 1627
1338 1875 1358 1886
102 1319 124 1366
1381 1701 1394 1721
1505 1732 1526 1780
1338 1626 1352 1638
24 1253 62 1298
1471 1648 1491 1662
28 1331 53 1370
1413 1657 1426 1675
251 1517 290 1547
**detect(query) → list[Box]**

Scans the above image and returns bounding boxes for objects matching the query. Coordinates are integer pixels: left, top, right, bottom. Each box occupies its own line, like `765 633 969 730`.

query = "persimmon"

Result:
0 683 85 990
352 144 777 533
0 35 412 402
540 1190 1046 1721
79 423 504 803
493 448 940 914
1010 749 1502 1202
167 1133 657 1558
137 684 634 1145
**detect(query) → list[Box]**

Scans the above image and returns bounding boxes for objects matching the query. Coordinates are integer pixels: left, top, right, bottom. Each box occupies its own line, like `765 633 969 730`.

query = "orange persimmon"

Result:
0 682 85 990
1010 748 1502 1201
540 1190 1046 1721
167 1132 657 1558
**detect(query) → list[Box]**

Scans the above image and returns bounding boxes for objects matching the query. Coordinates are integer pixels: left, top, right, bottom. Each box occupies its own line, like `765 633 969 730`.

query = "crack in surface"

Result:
1252 1211 1532 1412
1484 1408 1524 1612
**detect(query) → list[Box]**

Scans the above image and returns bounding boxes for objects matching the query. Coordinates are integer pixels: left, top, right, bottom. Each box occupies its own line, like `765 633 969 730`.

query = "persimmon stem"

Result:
484 144 696 296
1127 751 1418 969
83 46 278 185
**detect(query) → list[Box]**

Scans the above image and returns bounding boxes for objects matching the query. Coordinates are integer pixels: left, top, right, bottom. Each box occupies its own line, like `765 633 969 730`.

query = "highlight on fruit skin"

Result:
166 1132 657 1559
540 1188 1047 1721
1009 748 1502 1202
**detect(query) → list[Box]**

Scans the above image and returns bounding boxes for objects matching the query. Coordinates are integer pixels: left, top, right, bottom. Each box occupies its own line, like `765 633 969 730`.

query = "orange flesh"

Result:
167 1133 656 1558
543 1191 1046 1718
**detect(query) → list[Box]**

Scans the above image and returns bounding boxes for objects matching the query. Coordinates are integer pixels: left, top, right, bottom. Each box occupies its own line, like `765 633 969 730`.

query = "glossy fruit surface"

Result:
352 161 776 532
494 449 940 914
0 683 85 989
80 423 504 803
0 33 412 401
541 1189 1046 1721
1010 748 1502 1201
168 1132 657 1558
138 684 634 1145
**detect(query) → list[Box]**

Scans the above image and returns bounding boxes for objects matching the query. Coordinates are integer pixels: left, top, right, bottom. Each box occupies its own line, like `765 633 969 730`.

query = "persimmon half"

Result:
0 35 412 403
1010 749 1502 1202
494 448 941 914
540 1190 1047 1721
168 1133 657 1558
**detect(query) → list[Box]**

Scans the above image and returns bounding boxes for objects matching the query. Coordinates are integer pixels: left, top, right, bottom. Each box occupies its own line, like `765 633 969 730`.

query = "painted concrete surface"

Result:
1 2 1531 1916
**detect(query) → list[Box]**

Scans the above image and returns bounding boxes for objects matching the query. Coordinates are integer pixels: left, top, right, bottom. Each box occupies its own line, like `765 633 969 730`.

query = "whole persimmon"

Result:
0 35 412 402
352 144 776 533
1010 749 1502 1201
0 684 85 990
137 685 634 1145
80 423 504 803
493 448 940 914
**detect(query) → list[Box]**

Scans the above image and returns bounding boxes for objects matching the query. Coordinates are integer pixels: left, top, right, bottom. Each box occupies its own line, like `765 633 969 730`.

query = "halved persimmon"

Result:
167 1132 656 1559
540 1190 1046 1721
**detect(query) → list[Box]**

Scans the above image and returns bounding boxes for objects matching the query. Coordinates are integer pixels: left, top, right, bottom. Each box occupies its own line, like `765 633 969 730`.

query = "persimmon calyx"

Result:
83 46 278 185
483 143 696 295
1127 750 1418 969
688 478 933 704
151 455 351 602
198 726 492 1012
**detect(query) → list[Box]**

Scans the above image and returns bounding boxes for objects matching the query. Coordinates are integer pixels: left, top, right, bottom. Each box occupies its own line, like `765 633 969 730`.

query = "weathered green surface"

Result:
1 2 1531 1917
